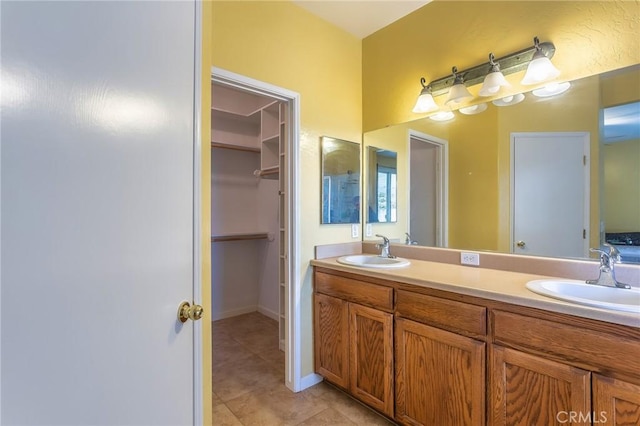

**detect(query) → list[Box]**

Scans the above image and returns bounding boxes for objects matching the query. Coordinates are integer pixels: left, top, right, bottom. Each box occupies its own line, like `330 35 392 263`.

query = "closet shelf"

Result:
211 232 273 242
211 141 260 153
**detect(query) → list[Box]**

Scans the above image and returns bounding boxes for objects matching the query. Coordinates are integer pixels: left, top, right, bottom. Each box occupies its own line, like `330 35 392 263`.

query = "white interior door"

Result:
408 131 448 247
511 132 589 258
1 2 199 424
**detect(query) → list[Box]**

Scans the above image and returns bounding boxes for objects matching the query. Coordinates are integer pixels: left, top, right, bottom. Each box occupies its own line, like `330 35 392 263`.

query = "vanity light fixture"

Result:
532 81 571 97
521 36 561 85
412 36 557 112
445 67 473 106
459 103 488 115
412 78 439 113
479 53 511 96
492 93 525 107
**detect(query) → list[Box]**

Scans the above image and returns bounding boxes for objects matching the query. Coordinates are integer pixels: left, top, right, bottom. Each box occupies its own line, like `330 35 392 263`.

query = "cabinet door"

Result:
592 374 640 425
395 318 485 426
314 293 349 389
489 345 591 426
349 303 394 418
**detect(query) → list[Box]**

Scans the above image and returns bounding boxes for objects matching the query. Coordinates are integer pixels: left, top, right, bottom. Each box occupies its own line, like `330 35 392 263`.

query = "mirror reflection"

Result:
321 136 360 224
366 147 397 223
363 64 640 263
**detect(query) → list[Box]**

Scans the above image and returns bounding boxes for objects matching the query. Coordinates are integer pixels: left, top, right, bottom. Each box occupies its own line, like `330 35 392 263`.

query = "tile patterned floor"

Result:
212 312 396 425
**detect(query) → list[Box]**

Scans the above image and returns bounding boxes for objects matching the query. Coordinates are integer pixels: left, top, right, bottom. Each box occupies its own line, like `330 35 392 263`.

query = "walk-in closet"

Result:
211 82 287 350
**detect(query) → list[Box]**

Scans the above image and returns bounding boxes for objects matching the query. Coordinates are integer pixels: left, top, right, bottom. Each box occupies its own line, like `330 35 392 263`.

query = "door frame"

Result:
509 131 590 256
210 67 302 392
194 2 203 422
407 130 449 247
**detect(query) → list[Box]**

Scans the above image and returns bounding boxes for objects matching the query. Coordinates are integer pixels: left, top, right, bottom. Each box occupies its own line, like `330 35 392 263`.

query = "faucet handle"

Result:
375 234 390 245
603 242 621 262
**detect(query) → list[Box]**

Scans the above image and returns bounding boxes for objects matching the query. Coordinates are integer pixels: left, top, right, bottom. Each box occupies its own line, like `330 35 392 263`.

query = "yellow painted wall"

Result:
201 2 213 423
604 139 640 232
210 1 362 380
363 0 640 132
448 108 499 250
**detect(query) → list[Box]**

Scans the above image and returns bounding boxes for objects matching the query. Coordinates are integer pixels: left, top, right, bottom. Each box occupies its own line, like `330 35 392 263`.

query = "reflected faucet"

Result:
375 234 395 258
405 233 418 245
586 243 631 289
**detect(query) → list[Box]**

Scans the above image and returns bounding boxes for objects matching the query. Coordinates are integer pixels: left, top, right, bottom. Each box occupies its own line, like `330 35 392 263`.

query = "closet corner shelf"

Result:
211 232 273 242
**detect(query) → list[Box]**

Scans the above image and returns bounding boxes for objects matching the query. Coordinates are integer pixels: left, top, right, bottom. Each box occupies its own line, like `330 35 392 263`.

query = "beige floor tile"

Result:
212 312 395 426
225 383 328 426
213 353 283 402
212 401 244 426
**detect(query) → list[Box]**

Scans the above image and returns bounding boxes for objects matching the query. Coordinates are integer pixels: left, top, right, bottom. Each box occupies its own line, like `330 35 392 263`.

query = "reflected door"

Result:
409 132 448 247
511 132 590 258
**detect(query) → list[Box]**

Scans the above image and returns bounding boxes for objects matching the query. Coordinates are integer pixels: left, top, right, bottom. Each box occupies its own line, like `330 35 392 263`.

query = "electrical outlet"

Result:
460 252 480 266
365 223 372 237
351 224 359 239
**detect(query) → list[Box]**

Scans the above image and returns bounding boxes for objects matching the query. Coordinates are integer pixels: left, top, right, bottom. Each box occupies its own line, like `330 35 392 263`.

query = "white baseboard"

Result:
299 373 323 391
258 305 279 322
211 305 257 321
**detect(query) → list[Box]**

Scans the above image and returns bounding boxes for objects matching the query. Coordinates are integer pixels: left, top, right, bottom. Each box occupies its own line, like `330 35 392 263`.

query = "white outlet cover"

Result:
351 224 359 238
365 223 372 237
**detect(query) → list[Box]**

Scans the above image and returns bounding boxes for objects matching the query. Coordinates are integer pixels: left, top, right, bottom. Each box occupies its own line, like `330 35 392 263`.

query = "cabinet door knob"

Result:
516 240 526 248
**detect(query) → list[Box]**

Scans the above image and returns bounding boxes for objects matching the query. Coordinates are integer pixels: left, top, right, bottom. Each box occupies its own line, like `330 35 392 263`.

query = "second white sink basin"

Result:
526 279 640 313
337 254 410 269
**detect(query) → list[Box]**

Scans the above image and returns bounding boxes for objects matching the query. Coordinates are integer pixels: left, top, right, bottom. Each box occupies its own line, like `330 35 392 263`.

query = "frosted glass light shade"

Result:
479 70 511 96
429 111 455 121
445 82 472 106
521 51 560 85
492 93 525 107
412 92 438 113
532 82 571 97
459 103 487 115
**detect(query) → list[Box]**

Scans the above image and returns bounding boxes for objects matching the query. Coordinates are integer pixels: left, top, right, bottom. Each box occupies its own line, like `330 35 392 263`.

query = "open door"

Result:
1 2 202 423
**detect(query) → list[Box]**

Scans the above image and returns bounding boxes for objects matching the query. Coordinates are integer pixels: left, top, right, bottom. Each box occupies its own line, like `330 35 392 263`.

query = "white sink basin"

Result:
337 254 410 269
526 279 640 313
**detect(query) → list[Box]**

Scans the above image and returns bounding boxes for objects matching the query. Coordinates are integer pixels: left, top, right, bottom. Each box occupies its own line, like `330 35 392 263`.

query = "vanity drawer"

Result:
491 310 640 380
396 290 487 338
314 271 394 312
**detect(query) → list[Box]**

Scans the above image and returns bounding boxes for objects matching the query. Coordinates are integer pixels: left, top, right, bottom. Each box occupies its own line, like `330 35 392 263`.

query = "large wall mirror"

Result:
321 136 361 224
363 64 640 263
366 147 397 223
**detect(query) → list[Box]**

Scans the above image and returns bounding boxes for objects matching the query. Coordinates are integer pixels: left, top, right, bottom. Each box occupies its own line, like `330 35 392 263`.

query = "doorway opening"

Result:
211 67 301 392
408 130 448 247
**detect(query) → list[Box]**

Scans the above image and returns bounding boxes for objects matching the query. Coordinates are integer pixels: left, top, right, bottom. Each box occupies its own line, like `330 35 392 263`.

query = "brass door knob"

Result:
177 301 204 323
516 240 526 248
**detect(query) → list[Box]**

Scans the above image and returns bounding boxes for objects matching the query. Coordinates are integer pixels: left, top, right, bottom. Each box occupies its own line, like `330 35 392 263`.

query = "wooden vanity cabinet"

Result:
489 309 640 426
313 269 394 418
395 290 486 426
313 266 640 426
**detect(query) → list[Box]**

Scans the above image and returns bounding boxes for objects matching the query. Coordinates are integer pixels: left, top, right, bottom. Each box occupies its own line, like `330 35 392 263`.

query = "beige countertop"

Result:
311 256 640 329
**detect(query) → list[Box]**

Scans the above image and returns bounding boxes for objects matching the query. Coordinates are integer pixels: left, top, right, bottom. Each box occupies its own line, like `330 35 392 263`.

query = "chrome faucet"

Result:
375 234 395 258
586 243 631 289
405 232 417 245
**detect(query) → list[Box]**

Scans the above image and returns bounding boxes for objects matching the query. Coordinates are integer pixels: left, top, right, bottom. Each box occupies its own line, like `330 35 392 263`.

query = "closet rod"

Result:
253 167 279 178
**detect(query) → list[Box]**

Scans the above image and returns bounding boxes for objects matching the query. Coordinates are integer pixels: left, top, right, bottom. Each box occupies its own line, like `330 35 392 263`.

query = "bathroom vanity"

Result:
311 256 640 425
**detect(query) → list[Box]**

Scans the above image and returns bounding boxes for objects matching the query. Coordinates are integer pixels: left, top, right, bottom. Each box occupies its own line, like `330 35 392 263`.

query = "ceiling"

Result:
292 0 431 39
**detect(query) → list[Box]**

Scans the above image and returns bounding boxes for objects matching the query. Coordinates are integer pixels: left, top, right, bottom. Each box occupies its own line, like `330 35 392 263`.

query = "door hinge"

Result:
583 229 587 239
583 155 587 166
